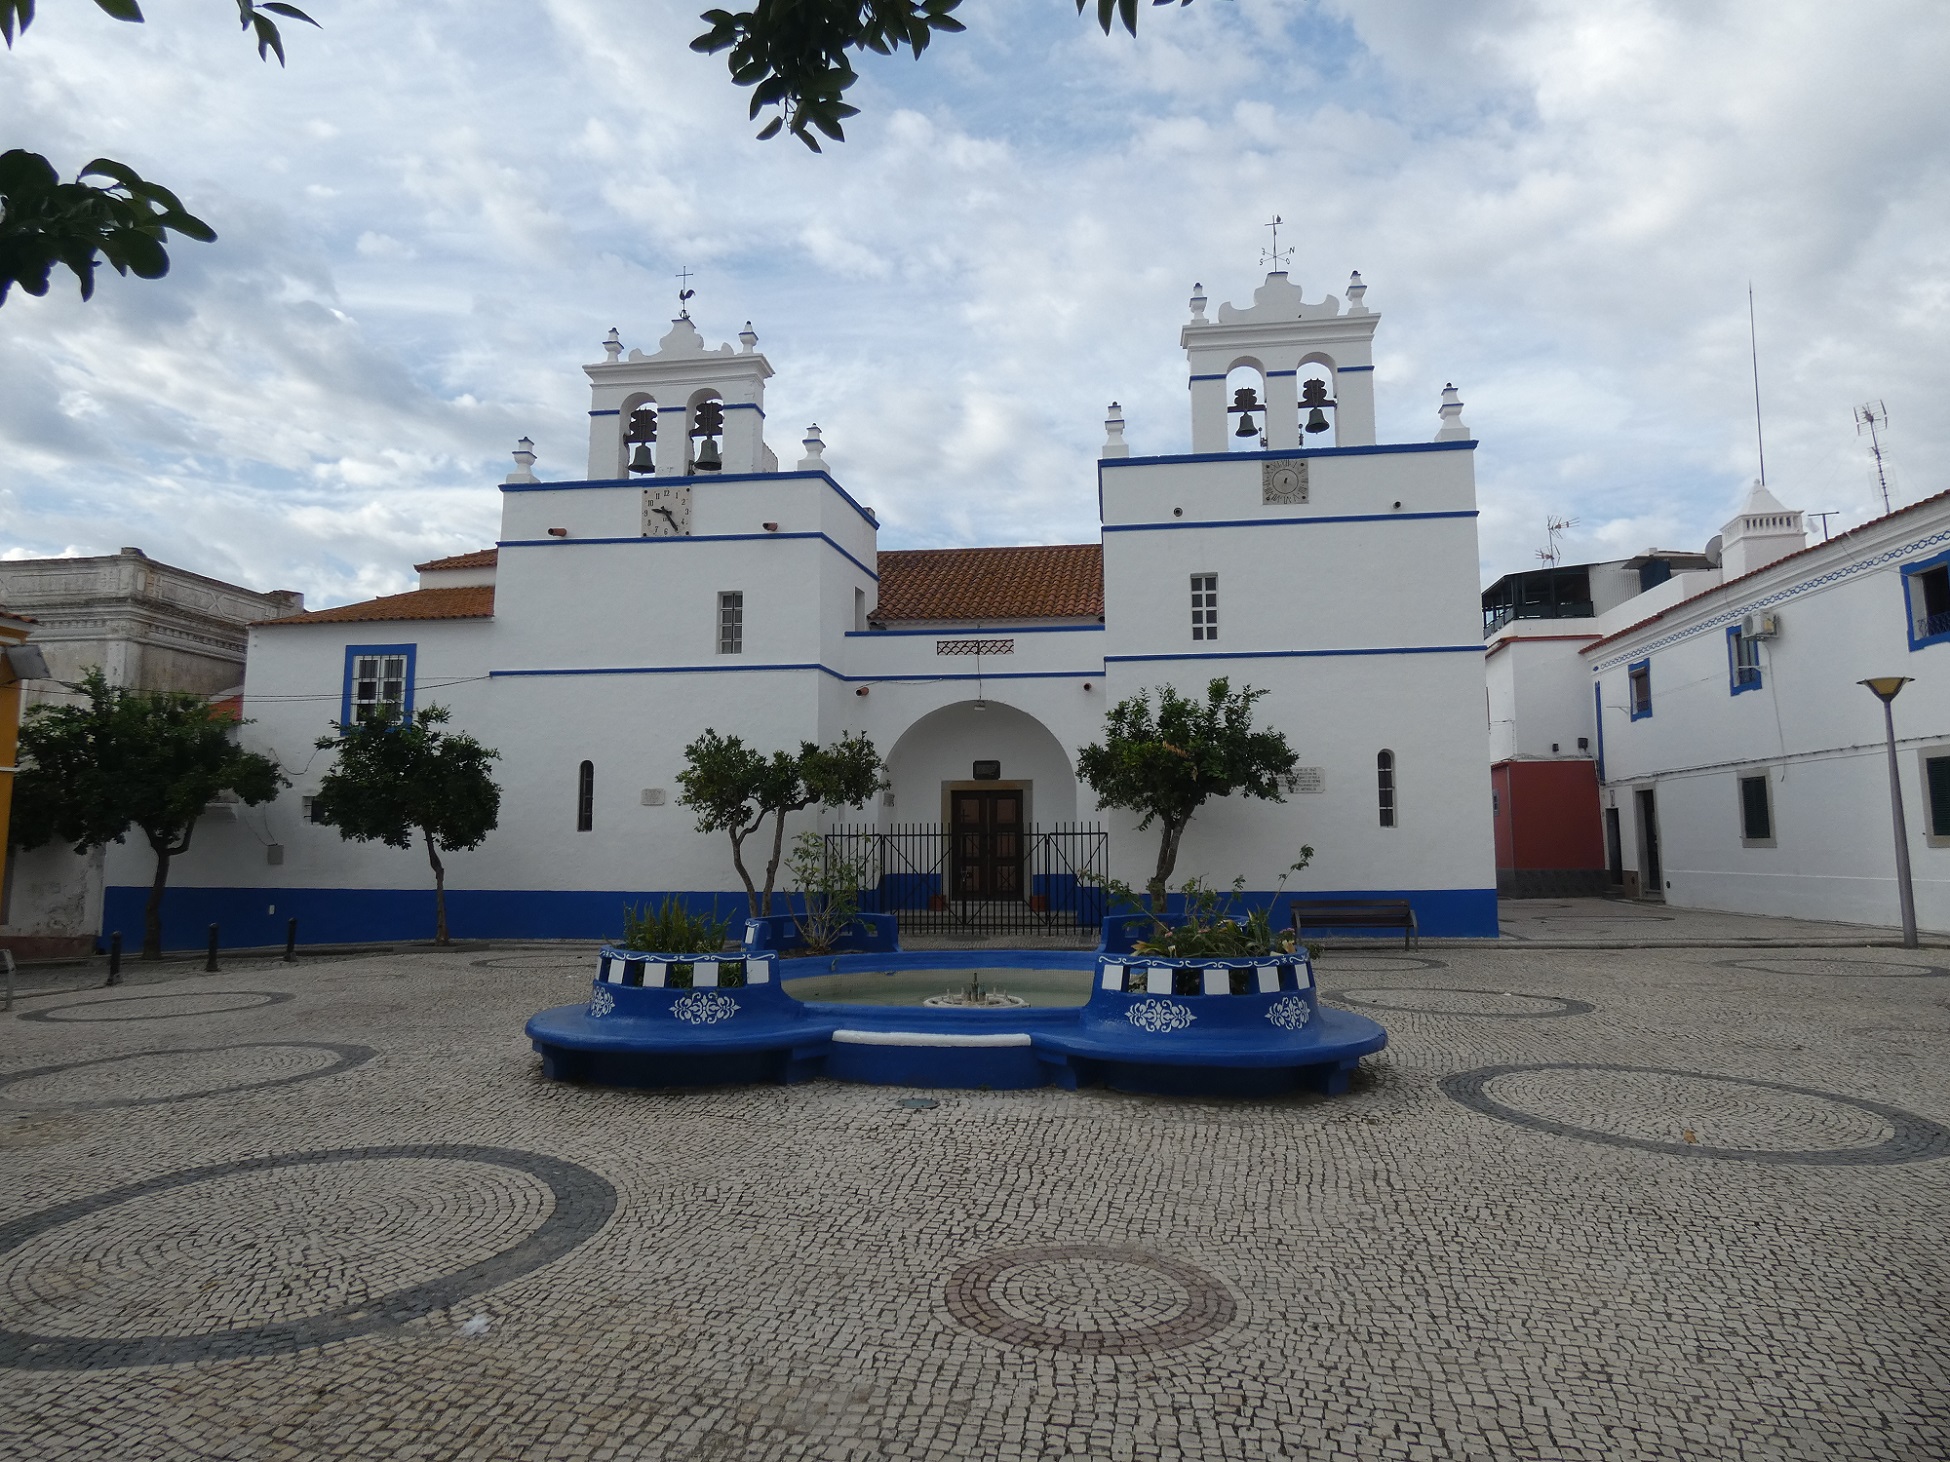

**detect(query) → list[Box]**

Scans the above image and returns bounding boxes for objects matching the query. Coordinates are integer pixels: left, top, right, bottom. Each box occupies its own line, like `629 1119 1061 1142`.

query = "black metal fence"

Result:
823 823 1109 938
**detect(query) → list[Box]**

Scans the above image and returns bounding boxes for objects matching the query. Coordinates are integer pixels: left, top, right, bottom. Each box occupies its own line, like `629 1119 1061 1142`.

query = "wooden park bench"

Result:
1291 899 1419 950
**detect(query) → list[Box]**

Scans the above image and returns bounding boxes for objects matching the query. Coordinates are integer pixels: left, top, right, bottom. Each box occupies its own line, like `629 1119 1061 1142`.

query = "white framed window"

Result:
1738 771 1774 847
342 644 413 729
1190 573 1218 641
1377 750 1396 827
1921 749 1950 847
718 591 744 655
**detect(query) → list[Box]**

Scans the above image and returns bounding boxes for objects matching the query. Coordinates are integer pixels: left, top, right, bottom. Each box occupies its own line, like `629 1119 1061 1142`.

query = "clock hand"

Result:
654 506 679 529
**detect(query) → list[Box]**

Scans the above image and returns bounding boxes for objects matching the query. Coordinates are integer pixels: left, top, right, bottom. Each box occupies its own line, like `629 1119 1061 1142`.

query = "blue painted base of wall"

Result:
104 884 1501 951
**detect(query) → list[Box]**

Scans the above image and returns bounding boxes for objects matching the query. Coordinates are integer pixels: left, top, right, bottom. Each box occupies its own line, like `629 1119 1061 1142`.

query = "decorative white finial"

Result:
798 423 826 471
739 321 758 354
1435 383 1471 442
602 328 622 362
1189 282 1208 323
1101 401 1130 459
506 436 539 483
1346 272 1368 315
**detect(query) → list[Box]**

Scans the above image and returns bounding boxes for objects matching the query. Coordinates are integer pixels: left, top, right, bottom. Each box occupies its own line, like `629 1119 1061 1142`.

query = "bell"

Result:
1234 412 1259 438
628 443 654 474
1304 407 1331 434
693 438 722 471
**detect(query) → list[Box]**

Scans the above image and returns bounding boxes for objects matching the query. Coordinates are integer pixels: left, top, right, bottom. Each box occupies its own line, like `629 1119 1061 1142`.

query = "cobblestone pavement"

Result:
1 943 1946 1461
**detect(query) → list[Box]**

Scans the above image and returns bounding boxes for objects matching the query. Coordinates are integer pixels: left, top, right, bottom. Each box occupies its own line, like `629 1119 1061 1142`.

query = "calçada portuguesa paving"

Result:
0 930 1947 1460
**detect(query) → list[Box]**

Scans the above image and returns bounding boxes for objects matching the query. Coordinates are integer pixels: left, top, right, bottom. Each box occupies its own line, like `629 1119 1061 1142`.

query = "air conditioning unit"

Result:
1741 611 1780 639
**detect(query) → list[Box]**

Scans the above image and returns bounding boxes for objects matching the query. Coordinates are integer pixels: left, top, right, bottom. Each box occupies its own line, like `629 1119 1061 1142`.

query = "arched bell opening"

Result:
686 389 726 473
1224 361 1268 453
620 392 659 476
1296 357 1338 446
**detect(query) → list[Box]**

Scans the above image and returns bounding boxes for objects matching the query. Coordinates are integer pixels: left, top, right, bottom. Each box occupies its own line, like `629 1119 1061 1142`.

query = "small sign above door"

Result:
972 760 1002 781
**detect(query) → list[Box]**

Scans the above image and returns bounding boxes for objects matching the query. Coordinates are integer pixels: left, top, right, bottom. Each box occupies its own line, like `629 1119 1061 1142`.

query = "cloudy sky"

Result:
4 0 1945 606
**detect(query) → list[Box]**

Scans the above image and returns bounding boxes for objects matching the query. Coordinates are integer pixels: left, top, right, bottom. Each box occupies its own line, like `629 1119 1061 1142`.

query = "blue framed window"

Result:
1627 659 1652 720
1903 549 1950 650
341 644 415 729
1727 626 1762 694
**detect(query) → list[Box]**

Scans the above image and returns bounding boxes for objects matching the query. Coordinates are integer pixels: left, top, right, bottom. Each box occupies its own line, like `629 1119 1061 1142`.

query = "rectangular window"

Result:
854 586 867 633
1904 555 1950 649
1377 750 1396 828
1628 659 1652 720
1190 574 1218 641
576 761 594 833
1727 626 1762 694
1738 773 1773 845
718 591 744 655
1926 754 1950 841
340 644 415 730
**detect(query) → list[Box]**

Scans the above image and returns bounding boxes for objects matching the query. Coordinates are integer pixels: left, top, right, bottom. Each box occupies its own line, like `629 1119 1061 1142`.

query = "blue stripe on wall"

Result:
104 884 1500 948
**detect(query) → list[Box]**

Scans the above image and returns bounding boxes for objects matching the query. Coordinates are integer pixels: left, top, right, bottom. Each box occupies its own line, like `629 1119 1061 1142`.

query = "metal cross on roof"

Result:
1261 215 1292 272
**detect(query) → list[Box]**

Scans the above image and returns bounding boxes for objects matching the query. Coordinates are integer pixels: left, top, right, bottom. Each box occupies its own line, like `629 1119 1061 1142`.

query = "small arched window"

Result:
576 760 594 832
1377 751 1396 828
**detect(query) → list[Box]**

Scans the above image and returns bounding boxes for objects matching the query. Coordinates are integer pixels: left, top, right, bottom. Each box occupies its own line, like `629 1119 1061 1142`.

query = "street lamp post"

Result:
1858 677 1919 949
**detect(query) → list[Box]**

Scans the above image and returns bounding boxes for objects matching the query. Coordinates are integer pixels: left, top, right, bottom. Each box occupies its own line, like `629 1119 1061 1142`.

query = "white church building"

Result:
101 269 1500 948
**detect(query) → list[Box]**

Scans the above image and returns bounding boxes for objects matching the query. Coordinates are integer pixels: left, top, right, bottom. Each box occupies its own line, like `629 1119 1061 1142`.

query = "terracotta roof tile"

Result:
259 585 494 626
414 548 498 572
875 545 1102 622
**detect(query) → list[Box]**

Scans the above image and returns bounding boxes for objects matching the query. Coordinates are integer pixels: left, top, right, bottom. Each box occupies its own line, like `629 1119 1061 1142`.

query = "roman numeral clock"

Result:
642 485 692 537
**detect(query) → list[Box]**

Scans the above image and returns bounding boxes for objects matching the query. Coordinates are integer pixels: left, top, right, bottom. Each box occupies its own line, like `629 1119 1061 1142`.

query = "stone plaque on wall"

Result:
1293 767 1325 793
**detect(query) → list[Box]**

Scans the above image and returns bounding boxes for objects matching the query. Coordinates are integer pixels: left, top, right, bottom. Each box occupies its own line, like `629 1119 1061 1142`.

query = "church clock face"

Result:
642 485 692 537
1262 460 1309 506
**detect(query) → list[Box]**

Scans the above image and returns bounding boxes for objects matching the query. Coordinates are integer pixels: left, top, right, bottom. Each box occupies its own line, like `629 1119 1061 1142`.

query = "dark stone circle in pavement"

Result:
0 1043 377 1112
1717 956 1950 980
18 991 297 1024
943 1243 1237 1355
0 1144 617 1370
1314 955 1449 973
1440 1062 1950 1166
1325 987 1595 1019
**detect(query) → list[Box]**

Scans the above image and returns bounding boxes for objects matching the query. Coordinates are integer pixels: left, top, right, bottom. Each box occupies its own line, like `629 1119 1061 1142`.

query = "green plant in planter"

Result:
786 830 876 955
618 896 745 986
1097 850 1316 963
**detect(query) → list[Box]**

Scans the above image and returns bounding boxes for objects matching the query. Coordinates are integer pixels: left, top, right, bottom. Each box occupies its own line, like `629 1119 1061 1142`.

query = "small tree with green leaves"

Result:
312 705 500 945
676 729 883 916
10 668 286 959
1076 677 1300 912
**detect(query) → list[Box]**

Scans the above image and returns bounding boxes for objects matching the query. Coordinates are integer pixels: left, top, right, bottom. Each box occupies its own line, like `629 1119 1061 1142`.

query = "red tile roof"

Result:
875 545 1103 622
1581 487 1950 656
259 586 495 626
415 548 499 572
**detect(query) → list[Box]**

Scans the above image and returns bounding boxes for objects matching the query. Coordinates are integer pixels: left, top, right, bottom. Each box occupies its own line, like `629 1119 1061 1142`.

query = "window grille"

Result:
718 591 744 655
1377 750 1396 828
1739 774 1773 843
1190 574 1218 641
351 653 407 724
577 761 594 832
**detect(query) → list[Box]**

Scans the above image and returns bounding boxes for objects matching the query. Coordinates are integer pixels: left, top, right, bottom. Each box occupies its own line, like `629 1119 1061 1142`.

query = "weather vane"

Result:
676 266 696 319
1261 215 1292 272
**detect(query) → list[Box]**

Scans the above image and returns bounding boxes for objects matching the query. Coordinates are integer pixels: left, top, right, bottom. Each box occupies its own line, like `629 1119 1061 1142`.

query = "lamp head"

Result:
1859 676 1913 704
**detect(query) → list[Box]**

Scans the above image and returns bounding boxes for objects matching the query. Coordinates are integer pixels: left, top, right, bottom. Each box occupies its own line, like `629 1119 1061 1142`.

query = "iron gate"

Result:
823 823 1109 937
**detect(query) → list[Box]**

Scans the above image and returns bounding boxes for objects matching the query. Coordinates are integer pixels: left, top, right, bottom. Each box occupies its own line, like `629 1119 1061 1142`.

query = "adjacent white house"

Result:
100 268 1500 948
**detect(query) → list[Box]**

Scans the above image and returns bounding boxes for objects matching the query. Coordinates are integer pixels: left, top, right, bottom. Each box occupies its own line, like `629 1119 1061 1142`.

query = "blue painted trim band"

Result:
490 664 1103 683
723 402 764 415
1106 646 1483 664
845 625 1104 638
1104 510 1477 534
498 531 878 583
1101 441 1475 469
588 409 620 417
1337 365 1375 372
500 469 879 529
1188 374 1227 383
1266 370 1297 377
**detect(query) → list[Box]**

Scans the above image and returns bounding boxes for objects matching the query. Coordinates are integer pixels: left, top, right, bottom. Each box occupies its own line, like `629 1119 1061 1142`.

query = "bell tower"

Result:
582 311 777 480
1180 268 1381 454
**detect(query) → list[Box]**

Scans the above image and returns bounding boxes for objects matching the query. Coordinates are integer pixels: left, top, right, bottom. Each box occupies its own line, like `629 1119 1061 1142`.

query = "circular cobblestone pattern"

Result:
1311 955 1449 973
944 1244 1236 1355
1441 1063 1950 1165
18 991 296 1024
1718 956 1950 979
0 1145 616 1369
0 1043 376 1112
471 956 600 972
1326 987 1594 1019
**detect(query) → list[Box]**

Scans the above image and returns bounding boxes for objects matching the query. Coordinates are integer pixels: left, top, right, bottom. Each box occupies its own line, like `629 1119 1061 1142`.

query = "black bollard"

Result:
205 923 220 973
107 931 123 987
284 917 298 964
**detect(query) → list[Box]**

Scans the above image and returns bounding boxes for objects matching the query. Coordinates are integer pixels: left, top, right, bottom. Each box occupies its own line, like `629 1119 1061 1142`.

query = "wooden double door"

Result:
951 789 1024 900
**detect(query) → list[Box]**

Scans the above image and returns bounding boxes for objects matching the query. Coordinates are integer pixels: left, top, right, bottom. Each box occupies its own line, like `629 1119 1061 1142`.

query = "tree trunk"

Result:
143 841 173 960
1148 817 1189 916
728 826 762 917
760 808 791 917
424 829 448 944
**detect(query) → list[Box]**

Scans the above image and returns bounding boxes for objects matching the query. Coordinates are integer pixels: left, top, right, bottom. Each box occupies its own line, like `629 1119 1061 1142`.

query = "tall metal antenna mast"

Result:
1748 284 1767 487
1855 401 1891 515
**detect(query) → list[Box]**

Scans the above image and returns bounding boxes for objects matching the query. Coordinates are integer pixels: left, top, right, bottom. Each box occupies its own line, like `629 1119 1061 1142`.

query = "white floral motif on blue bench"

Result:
671 990 740 1026
1125 999 1196 1033
1265 995 1312 1031
588 986 616 1018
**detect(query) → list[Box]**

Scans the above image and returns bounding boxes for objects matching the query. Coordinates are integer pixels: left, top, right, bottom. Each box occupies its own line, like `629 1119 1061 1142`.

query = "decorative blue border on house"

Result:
1101 440 1476 470
1107 645 1483 666
1590 522 1950 672
1592 681 1606 782
1628 658 1652 720
340 643 416 730
489 663 1104 683
1104 511 1477 535
1901 545 1950 651
498 531 879 584
1726 626 1763 694
498 470 879 530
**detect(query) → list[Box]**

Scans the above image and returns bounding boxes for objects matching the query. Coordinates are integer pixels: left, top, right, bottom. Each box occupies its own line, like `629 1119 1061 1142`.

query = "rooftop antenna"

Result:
1855 400 1891 515
1748 284 1767 488
1537 515 1578 567
676 265 696 320
1807 510 1840 541
1261 215 1292 273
